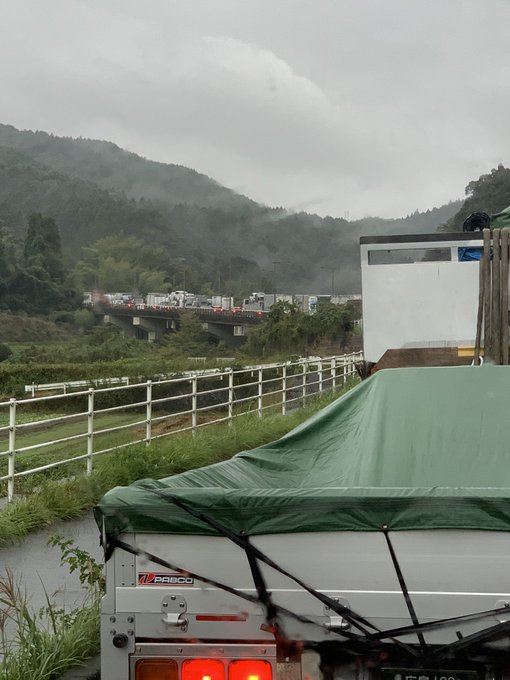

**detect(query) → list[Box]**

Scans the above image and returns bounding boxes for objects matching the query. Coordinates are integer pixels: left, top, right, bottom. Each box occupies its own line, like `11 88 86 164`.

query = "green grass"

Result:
0 382 356 545
0 411 150 495
0 541 102 680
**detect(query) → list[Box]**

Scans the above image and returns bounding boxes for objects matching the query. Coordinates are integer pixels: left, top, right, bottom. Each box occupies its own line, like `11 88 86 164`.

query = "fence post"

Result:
257 368 263 417
228 369 234 424
302 361 307 403
343 356 348 385
146 380 152 446
191 376 198 434
31 384 35 398
86 388 94 475
331 357 337 390
7 398 16 502
318 359 323 394
281 364 287 415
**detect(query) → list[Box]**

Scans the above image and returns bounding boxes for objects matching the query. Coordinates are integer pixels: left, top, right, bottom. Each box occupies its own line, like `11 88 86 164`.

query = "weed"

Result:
48 534 105 594
0 539 102 680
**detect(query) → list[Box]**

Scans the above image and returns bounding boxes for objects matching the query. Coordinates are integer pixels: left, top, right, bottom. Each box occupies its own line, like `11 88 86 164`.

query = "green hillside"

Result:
0 146 180 249
0 124 463 293
0 123 256 212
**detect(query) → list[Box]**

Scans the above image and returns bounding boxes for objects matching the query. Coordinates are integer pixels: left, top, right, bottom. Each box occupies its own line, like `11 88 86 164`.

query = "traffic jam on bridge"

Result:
85 289 361 318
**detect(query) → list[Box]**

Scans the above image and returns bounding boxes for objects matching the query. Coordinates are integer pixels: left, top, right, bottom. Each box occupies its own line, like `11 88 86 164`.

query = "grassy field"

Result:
0 411 147 494
0 402 255 496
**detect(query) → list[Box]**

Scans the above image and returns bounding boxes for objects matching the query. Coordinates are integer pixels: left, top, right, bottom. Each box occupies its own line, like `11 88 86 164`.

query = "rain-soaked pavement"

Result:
0 511 102 616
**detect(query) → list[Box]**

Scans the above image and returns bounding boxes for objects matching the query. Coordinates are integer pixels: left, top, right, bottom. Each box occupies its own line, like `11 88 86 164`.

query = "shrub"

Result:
0 343 12 362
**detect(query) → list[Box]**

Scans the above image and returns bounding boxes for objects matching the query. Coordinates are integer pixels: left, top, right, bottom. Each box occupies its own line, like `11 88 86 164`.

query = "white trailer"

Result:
146 292 170 307
360 233 493 364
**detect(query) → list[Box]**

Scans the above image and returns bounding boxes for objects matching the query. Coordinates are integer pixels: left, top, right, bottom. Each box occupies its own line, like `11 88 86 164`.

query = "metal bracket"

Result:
495 600 510 623
324 597 351 631
161 594 188 631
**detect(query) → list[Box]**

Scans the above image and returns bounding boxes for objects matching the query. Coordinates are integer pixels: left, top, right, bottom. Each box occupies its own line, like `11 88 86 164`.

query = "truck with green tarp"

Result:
95 363 510 680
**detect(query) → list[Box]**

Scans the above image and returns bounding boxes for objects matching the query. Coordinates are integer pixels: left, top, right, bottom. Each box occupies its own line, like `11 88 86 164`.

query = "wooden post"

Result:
482 228 492 360
492 229 501 364
501 228 510 364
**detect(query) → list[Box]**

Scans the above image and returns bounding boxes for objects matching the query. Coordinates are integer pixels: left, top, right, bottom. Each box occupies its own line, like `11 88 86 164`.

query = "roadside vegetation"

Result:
0 300 360 396
0 536 102 680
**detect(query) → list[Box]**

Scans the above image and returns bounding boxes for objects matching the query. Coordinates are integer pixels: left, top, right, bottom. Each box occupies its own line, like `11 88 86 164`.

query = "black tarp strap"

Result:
244 536 280 635
113 537 361 644
148 489 376 635
381 526 428 655
142 488 419 658
434 620 510 658
112 535 509 659
364 605 510 641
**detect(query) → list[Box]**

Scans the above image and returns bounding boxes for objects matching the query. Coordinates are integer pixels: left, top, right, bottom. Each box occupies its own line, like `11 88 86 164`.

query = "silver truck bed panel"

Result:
105 529 510 645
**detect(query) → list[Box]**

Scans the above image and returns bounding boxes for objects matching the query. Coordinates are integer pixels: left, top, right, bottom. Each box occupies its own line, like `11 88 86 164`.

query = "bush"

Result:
50 310 75 324
0 343 12 362
73 308 97 330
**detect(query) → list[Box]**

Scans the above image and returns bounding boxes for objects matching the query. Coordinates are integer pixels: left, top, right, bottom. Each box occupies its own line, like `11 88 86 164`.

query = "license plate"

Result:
381 668 479 680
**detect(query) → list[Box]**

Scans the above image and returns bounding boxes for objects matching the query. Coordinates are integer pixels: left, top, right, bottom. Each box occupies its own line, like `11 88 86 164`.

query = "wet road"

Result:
0 512 102 614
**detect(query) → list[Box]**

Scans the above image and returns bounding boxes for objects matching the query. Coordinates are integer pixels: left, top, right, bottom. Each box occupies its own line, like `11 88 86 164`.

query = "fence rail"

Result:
1 352 362 502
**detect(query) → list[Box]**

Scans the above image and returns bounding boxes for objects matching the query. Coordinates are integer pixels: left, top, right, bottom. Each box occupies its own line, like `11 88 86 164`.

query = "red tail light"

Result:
135 658 178 680
228 660 272 680
182 659 225 680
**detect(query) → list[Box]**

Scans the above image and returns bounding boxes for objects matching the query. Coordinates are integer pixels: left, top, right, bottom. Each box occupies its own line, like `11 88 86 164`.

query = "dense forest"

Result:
0 124 462 299
0 212 80 314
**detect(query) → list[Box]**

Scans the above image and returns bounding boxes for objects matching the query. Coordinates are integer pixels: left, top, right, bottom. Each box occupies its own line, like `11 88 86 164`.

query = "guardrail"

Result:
1 352 362 502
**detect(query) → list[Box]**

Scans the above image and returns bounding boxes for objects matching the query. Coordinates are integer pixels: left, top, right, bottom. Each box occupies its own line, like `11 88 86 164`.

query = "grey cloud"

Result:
2 0 510 217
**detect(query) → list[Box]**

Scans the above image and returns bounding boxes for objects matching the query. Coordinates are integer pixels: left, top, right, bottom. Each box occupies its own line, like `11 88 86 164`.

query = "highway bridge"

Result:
99 304 266 345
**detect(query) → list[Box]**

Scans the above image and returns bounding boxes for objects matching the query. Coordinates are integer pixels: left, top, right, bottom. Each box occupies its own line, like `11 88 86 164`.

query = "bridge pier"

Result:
132 316 168 342
104 314 138 338
101 309 260 347
204 322 247 346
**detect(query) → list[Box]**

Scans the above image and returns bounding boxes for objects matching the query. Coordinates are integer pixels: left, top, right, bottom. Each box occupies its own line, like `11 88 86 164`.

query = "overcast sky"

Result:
2 0 510 219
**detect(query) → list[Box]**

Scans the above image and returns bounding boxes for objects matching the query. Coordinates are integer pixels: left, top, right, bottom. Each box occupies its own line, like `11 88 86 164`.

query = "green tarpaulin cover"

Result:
491 205 510 229
95 366 510 537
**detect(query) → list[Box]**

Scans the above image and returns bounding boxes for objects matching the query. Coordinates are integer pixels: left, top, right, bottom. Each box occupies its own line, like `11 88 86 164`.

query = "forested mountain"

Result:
0 146 180 248
0 124 463 294
0 124 256 212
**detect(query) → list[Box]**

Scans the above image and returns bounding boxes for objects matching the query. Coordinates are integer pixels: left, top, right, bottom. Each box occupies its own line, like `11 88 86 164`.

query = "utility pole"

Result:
272 261 281 295
228 258 232 302
321 266 335 297
178 257 186 291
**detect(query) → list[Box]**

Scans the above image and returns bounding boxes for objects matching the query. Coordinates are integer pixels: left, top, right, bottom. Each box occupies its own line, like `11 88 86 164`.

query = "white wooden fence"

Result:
1 353 362 502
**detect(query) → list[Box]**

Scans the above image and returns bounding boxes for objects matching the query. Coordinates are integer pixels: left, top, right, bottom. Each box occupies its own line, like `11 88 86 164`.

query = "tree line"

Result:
0 213 80 314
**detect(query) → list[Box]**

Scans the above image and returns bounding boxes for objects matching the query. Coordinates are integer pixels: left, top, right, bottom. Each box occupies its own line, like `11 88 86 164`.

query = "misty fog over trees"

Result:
0 124 464 303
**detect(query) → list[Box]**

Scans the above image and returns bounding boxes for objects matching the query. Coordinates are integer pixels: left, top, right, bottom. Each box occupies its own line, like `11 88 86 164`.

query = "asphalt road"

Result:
0 512 102 618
